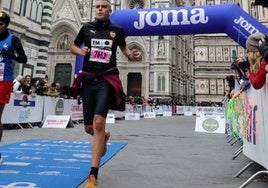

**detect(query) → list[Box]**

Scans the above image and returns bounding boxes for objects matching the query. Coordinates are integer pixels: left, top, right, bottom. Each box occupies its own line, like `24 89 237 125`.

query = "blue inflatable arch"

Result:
74 4 268 75
110 3 268 48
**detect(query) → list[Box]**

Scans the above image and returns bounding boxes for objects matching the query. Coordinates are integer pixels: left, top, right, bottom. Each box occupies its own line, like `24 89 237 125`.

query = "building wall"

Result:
1 0 53 79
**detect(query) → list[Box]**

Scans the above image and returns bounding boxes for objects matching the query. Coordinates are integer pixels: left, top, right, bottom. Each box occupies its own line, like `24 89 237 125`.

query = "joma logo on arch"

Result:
134 8 209 29
234 16 259 34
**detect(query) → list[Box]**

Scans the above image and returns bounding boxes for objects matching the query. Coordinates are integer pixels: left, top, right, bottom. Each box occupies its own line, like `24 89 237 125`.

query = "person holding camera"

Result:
0 11 27 164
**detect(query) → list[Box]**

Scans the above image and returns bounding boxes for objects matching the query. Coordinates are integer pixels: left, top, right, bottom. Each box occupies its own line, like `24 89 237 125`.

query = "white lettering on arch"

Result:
234 16 259 34
134 8 209 30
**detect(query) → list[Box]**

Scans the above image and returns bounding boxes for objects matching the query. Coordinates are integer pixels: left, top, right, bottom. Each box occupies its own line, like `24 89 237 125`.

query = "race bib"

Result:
89 48 112 63
0 63 4 81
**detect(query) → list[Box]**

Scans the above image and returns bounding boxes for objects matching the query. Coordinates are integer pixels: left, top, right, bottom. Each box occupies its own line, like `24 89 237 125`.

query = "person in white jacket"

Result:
12 75 24 93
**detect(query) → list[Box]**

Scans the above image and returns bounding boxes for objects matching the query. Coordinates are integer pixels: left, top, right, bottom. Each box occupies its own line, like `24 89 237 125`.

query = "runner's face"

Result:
95 0 112 21
0 21 7 34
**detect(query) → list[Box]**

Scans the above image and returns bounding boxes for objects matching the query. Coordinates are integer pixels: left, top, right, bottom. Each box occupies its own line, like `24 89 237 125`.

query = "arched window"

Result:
36 3 43 23
23 0 32 17
157 75 161 91
162 76 166 91
157 75 166 91
31 0 37 20
14 0 22 15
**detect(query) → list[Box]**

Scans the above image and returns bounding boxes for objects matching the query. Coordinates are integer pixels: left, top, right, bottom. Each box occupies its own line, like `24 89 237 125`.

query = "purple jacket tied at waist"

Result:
72 71 126 111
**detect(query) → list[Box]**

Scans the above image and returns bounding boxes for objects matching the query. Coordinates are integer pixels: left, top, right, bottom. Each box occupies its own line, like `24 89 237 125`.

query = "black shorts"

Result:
81 80 113 125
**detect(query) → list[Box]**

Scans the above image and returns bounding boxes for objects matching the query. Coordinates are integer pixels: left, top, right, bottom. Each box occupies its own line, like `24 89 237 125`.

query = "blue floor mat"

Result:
0 139 127 188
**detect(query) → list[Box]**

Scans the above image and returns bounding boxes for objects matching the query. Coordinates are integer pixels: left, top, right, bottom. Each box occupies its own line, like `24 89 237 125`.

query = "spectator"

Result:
29 85 37 97
24 74 31 87
225 74 235 98
12 75 24 93
55 82 61 93
36 80 49 96
246 33 268 89
47 82 60 97
21 78 30 94
60 85 73 99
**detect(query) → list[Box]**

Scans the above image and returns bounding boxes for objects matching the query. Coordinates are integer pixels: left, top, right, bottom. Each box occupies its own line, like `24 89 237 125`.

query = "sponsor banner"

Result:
2 93 44 124
42 115 73 128
43 97 65 118
124 113 140 120
184 111 193 116
143 112 156 118
195 114 225 134
106 113 115 124
65 99 83 121
113 110 125 119
163 111 172 117
195 106 225 116
234 77 268 169
152 105 163 115
227 74 268 169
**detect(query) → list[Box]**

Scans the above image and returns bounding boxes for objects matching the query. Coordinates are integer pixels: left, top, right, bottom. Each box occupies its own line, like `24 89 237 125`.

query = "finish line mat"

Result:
0 139 127 188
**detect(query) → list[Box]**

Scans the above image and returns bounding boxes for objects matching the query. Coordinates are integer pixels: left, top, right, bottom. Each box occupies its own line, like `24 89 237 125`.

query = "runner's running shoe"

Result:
85 174 98 188
102 131 110 156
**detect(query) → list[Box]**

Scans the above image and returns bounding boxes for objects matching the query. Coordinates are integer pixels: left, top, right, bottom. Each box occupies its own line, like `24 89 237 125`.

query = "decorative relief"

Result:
217 79 224 94
195 47 208 61
56 2 75 21
196 79 209 94
208 47 215 62
210 79 216 95
223 47 230 62
129 0 145 9
216 47 222 61
157 36 165 56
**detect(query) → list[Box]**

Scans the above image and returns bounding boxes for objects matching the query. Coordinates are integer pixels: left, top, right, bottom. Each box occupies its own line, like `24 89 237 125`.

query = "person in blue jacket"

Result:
0 11 27 164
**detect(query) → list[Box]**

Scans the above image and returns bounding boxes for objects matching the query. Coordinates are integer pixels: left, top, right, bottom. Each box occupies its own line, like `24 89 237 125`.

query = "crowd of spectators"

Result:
125 96 222 107
12 75 223 107
12 75 73 99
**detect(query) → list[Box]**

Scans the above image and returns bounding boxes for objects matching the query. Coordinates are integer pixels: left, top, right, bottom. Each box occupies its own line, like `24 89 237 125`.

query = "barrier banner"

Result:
195 114 225 134
42 115 73 128
195 106 225 116
241 82 268 169
227 75 268 169
64 99 83 121
2 93 44 124
106 113 115 124
143 112 156 118
125 113 140 120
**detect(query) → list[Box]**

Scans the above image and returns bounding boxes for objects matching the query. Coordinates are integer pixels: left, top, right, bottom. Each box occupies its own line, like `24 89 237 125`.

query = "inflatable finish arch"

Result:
110 3 268 48
74 4 268 75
